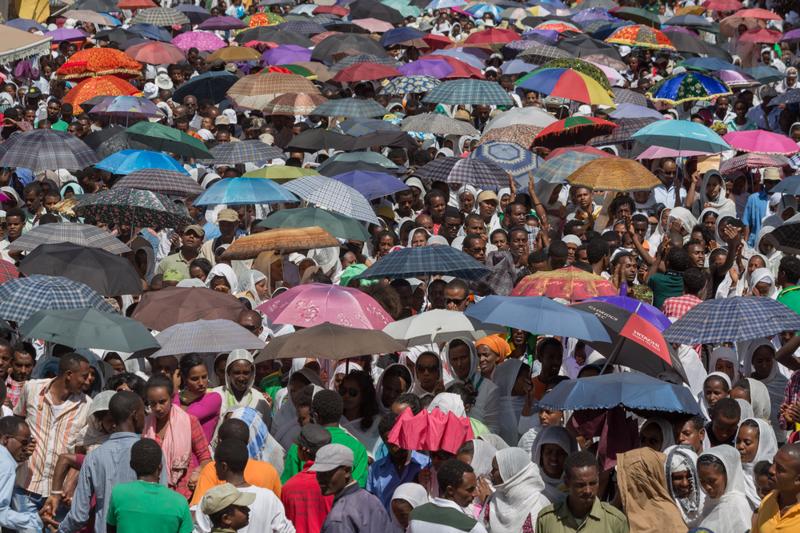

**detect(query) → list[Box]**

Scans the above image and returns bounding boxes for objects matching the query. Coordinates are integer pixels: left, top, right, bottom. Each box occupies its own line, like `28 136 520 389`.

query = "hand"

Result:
783 402 800 424
722 224 740 247
40 495 60 520
476 476 493 504
690 170 701 187
169 232 180 249
729 267 739 285
188 469 201 491
508 172 517 198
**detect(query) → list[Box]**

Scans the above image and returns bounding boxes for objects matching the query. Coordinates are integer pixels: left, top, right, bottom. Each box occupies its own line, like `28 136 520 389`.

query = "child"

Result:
201 483 254 533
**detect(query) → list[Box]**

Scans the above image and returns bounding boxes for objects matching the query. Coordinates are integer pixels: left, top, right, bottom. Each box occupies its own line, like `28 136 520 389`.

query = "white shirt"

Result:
653 184 686 209
193 485 295 533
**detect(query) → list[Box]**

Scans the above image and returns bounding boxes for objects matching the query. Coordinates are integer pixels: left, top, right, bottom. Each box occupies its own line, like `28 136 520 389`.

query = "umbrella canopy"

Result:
227 73 319 110
0 129 98 172
112 169 204 197
328 170 408 200
311 98 387 118
331 63 400 83
482 124 539 149
423 79 512 106
464 27 521 48
150 319 264 358
95 149 188 175
567 158 661 191
646 72 731 105
206 46 262 63
237 27 314 47
221 227 339 260
256 322 404 361
56 48 142 80
208 140 285 165
535 150 611 184
663 297 800 344
512 266 618 302
398 58 454 78
517 42 572 64
0 275 114 324
262 45 312 66
20 309 158 352
401 113 478 136
608 103 666 120
357 246 491 281
721 153 789 177
259 207 370 241
312 34 388 64
631 120 730 156
0 260 18 284
284 175 379 224
173 71 237 103
125 121 212 159
172 31 226 52
75 188 192 228
388 407 473 454
485 107 557 131
605 24 675 50
770 220 800 254
383 309 503 347
286 129 356 152
198 16 246 31
613 6 661 27
125 41 185 65
243 166 320 181
416 156 509 189
63 75 140 113
723 130 800 155
380 26 425 47
534 116 617 148
470 142 539 181
516 68 614 106
132 287 246 331
768 175 800 195
586 295 672 331
131 7 190 26
194 178 297 207
87 95 164 120
7 222 131 255
264 92 328 115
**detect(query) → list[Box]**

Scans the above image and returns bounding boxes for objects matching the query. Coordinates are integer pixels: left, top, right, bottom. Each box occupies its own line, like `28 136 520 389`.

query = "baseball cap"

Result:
309 443 354 472
477 190 498 203
217 208 239 223
200 483 256 515
184 224 205 237
297 424 332 451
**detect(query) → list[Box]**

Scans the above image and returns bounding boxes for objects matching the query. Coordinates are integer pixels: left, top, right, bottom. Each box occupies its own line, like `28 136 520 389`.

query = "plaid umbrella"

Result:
276 20 327 35
311 98 387 118
56 48 143 80
150 319 264 358
125 121 212 159
423 79 513 106
112 169 204 197
517 43 572 64
208 141 285 165
0 260 18 284
8 223 131 255
0 275 114 324
401 113 478 136
131 7 190 26
470 142 540 182
227 73 318 110
416 156 508 189
356 246 491 281
194 177 297 206
0 130 98 172
285 175 379 224
536 151 609 184
613 88 648 106
663 297 800 344
330 54 398 71
382 76 441 95
132 287 245 331
75 187 193 228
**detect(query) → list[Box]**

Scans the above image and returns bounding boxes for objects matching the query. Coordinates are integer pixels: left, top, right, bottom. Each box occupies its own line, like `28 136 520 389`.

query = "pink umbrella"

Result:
352 18 394 33
388 407 474 454
636 146 714 160
256 282 393 329
126 41 185 65
717 69 759 88
738 28 782 44
172 31 226 52
723 130 800 155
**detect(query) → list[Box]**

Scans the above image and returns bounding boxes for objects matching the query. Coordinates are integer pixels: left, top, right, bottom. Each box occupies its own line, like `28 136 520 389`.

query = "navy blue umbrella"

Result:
173 71 238 104
329 170 408 200
128 23 171 42
356 246 491 281
380 27 426 48
770 175 800 195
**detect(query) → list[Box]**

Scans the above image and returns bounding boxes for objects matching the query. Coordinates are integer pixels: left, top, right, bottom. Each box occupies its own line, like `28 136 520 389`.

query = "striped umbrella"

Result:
416 156 508 189
516 68 614 106
0 129 97 172
0 275 114 324
720 153 789 176
8 223 132 255
112 169 204 197
591 118 659 146
517 43 572 65
470 141 540 182
151 319 264 358
311 98 387 118
423 79 513 106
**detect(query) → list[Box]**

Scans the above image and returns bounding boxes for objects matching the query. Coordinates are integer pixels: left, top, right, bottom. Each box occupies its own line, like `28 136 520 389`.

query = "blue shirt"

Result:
0 445 42 531
366 451 429 510
742 191 769 246
322 482 394 533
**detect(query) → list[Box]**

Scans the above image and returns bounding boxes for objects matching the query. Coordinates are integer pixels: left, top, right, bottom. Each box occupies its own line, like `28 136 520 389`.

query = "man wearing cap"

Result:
281 424 334 533
312 443 392 533
155 225 204 281
477 191 500 230
201 208 241 263
743 167 782 247
201 483 254 533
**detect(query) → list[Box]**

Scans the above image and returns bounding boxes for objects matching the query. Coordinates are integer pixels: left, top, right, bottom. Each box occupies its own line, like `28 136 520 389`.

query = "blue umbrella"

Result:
465 3 503 20
5 18 47 32
535 151 605 184
173 71 238 104
328 170 408 200
646 72 731 105
95 149 188 175
744 65 783 84
0 275 115 324
380 75 441 95
356 246 491 281
470 141 541 182
426 0 466 9
539 372 702 415
194 178 298 206
631 120 730 155
339 118 399 137
572 8 618 25
501 59 534 75
380 27 425 48
769 175 800 195
128 23 172 42
465 296 611 342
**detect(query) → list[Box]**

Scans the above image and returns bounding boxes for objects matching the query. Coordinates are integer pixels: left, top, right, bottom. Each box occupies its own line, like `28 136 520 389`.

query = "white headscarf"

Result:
737 417 778 509
664 445 704 528
699 171 736 217
668 207 698 244
390 483 428 530
642 417 677 451
748 267 777 298
206 263 239 293
709 347 739 384
741 339 787 442
238 268 267 305
488 447 550 533
468 438 497 478
406 227 431 247
699 371 732 420
457 184 478 214
735 399 755 421
491 359 525 446
428 392 467 417
745 378 771 422
697 445 753 533
531 426 577 503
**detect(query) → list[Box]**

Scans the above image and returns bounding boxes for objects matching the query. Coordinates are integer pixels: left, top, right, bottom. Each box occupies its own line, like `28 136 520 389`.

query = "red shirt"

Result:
280 461 334 533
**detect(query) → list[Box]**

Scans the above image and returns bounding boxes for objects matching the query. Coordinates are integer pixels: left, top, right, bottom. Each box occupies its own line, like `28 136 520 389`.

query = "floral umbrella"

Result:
534 116 617 148
75 187 193 229
172 31 226 52
246 12 285 27
478 124 542 149
512 266 618 302
62 75 140 113
56 48 143 80
534 20 583 33
646 71 731 105
605 24 676 50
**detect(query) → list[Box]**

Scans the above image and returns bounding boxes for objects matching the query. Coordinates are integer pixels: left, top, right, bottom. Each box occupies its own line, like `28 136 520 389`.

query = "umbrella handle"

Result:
599 338 624 375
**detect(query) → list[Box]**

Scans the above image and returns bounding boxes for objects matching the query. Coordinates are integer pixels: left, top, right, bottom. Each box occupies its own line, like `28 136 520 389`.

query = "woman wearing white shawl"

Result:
271 366 321 450
664 445 705 528
696 445 753 533
668 207 698 244
206 263 239 293
709 347 739 384
743 377 772 422
457 184 478 215
735 417 778 509
490 358 528 445
485 447 549 533
530 426 577 504
691 170 736 218
754 226 783 277
390 483 428 532
699 372 732 420
647 207 671 251
236 268 268 306
641 417 677 451
676 344 708 397
741 339 788 442
406 227 431 248
443 338 500 434
466 439 497 479
748 267 778 298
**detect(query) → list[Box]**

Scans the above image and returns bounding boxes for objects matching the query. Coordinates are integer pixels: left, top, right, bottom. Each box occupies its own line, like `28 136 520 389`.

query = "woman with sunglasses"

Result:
339 370 381 457
410 352 444 405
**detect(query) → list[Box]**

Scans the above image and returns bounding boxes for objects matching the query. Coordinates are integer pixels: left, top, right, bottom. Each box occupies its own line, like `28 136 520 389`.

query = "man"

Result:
661 267 706 321
238 310 265 341
14 353 91 517
155 225 203 281
706 398 741 447
394 189 416 221
777 256 800 316
0 340 11 382
674 416 706 455
281 424 334 533
586 239 609 278
536 451 629 533
504 203 528 230
0 207 25 262
22 182 44 227
532 338 564 401
461 234 486 263
714 95 734 123
653 159 685 209
313 444 393 533
444 279 470 312
408 459 487 533
423 190 447 231
6 343 34 409
201 484 254 533
476 191 498 227
441 207 463 244
743 167 781 246
0 417 40 531
106 439 192 533
648 246 692 310
201 208 241 261
195 439 293 533
753 443 800 532
56 391 155 533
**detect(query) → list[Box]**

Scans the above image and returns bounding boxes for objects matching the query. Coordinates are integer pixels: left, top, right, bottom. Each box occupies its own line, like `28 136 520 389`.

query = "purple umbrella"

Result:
87 96 164 120
198 16 246 31
431 48 486 69
172 31 226 52
262 44 312 66
781 28 800 42
572 8 618 25
45 28 87 42
398 59 453 78
522 29 560 43
609 103 666 120
6 18 47 32
584 296 671 332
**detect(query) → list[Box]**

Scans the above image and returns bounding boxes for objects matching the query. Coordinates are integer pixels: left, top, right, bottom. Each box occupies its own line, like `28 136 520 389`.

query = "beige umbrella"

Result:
227 72 319 110
221 227 339 260
264 92 328 115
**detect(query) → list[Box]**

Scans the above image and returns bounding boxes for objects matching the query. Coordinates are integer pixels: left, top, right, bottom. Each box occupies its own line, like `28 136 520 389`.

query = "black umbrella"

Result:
348 0 404 24
325 23 370 34
84 126 149 160
73 0 116 10
769 220 800 254
19 243 142 296
95 28 139 46
663 29 731 60
557 34 622 62
235 27 313 47
312 34 388 64
352 131 418 151
173 71 238 104
286 129 356 152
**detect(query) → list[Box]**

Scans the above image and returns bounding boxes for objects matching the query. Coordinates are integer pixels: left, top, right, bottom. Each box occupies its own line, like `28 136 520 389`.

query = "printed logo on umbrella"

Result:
619 314 672 364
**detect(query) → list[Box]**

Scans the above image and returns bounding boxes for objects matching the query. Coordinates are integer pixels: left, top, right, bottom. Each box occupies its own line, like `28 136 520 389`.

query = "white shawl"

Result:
738 417 778 510
698 445 753 533
488 447 549 533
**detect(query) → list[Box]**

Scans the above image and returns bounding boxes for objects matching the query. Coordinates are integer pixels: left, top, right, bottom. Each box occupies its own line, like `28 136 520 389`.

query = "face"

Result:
0 346 11 379
698 463 727 499
771 449 800 495
448 472 478 508
572 187 592 209
381 373 407 408
711 414 740 444
391 500 413 529
509 230 528 259
1 423 33 463
146 386 172 421
676 420 705 453
316 466 350 496
735 424 760 464
448 344 472 381
228 360 253 393
416 215 433 232
640 423 664 451
11 352 34 382
509 205 527 228
479 199 497 220
443 216 461 241
671 470 692 499
415 354 439 390
539 408 562 427
459 192 474 214
445 286 468 311
539 344 563 382
23 191 41 213
396 193 413 216
377 235 394 257
210 276 231 294
476 345 498 376
566 466 599 508
184 364 208 395
540 443 567 478
338 376 362 412
466 218 486 238
181 231 202 251
463 238 486 262
65 362 92 394
687 244 705 268
751 346 774 380
6 216 23 240
491 232 508 251
427 196 446 222
706 176 722 200
410 229 427 247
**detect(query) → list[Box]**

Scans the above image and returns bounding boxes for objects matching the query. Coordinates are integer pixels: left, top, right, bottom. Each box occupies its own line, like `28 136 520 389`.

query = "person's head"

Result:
447 339 473 382
424 190 447 223
130 438 163 479
697 453 727 499
537 337 563 383
202 483 254 532
778 256 800 288
395 189 414 216
564 451 600 510
180 225 204 252
339 370 378 423
640 420 668 451
750 343 776 380
296 422 331 463
106 372 146 398
548 240 568 270
703 374 730 410
710 398 741 444
754 459 775 498
58 352 91 394
23 182 43 213
674 416 706 454
586 238 609 268
508 226 529 260
0 340 11 380
226 352 254 395
214 438 249 481
178 353 209 396
145 374 174 422
437 458 476 507
685 240 705 269
4 208 24 240
445 279 470 311
380 365 411 409
735 419 761 464
312 389 344 426
0 417 32 463
770 443 800 500
609 195 634 221
414 352 441 392
462 234 486 263
311 443 354 496
109 390 145 434
682 267 706 297
391 393 422 416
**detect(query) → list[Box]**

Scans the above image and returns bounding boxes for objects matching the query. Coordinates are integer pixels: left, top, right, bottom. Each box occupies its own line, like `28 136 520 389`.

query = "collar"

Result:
556 497 603 523
333 480 360 504
779 285 800 296
430 497 469 514
108 432 139 441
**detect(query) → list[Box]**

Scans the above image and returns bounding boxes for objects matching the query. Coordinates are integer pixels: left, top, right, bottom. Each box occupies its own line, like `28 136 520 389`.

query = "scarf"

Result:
390 483 428 530
746 378 772 422
741 339 787 438
531 426 577 503
738 418 778 509
697 445 752 533
664 445 704 528
642 417 677 451
143 405 192 487
468 438 497 478
492 359 525 446
668 207 698 244
699 372 732 420
488 447 550 533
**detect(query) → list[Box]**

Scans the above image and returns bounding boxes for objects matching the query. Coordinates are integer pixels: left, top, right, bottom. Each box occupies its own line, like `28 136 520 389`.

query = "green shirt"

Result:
647 271 684 310
50 119 69 132
155 251 193 281
536 498 629 533
106 480 193 533
281 426 368 487
778 285 800 316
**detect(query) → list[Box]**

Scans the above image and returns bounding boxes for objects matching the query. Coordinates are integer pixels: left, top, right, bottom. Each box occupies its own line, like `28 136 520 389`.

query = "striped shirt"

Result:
13 378 89 496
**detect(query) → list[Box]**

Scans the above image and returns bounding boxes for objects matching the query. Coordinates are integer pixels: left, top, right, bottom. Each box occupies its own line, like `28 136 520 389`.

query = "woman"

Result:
709 347 739 384
205 263 238 294
616 447 687 533
696 445 752 532
530 426 577 503
700 372 732 419
371 230 398 262
174 354 221 443
690 171 736 218
485 447 549 533
664 445 704 528
748 267 777 297
491 359 531 446
735 417 778 509
390 483 428 532
144 375 211 499
339 370 381 456
700 208 719 234
640 418 677 452
458 185 478 216
731 378 772 422
411 351 442 402
237 269 269 306
456 438 497 479
209 349 271 425
444 338 500 434
376 363 413 414
668 207 698 244
407 227 430 248
742 339 788 440
475 335 511 379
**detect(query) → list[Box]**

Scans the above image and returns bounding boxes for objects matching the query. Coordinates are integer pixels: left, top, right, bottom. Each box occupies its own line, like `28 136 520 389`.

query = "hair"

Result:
392 393 422 414
548 241 569 268
437 458 474 495
564 450 599 479
130 438 163 477
683 415 706 432
697 453 726 474
22 181 42 197
378 411 398 437
312 389 343 425
340 370 379 431
4 207 24 221
682 267 707 296
0 416 24 437
215 438 248 473
145 374 174 397
446 382 477 410
462 234 484 251
711 397 741 420
779 256 800 285
105 372 146 399
705 374 731 392
58 352 88 375
739 418 760 433
537 337 563 359
753 460 772 478
109 391 143 424
218 418 250 444
179 353 207 382
294 384 316 411
586 238 609 264
444 206 463 222
733 379 750 392
189 257 213 276
666 247 692 272
424 189 446 206
609 195 634 217
446 278 469 295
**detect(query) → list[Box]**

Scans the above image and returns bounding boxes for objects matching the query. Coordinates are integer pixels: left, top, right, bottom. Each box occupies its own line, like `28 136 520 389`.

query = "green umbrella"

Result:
243 166 320 182
258 207 370 241
125 121 212 159
381 0 420 18
20 308 159 352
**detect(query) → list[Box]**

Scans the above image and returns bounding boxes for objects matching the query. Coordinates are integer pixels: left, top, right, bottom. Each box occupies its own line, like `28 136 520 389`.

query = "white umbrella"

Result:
484 107 557 132
383 310 503 348
149 319 264 358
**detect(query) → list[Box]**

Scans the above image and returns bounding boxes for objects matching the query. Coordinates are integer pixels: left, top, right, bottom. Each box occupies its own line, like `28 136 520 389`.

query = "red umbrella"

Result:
422 34 452 50
534 116 617 148
0 260 19 284
463 28 521 47
117 0 156 8
702 0 742 10
738 28 783 43
125 41 185 65
419 55 483 79
331 63 401 83
546 145 615 160
388 407 474 454
314 5 349 16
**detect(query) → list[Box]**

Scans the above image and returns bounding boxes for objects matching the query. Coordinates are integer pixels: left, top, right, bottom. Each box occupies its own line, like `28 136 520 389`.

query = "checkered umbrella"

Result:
112 169 203 197
75 187 193 228
423 79 513 106
0 260 18 284
401 113 478 136
470 142 541 182
663 297 800 344
285 175 379 224
149 319 264 358
517 43 571 65
131 7 190 26
0 275 115 324
612 88 648 106
590 118 659 146
356 246 491 281
227 73 318 110
8 223 132 255
311 98 387 118
381 76 441 95
416 156 508 189
275 20 327 35
720 153 789 176
535 151 606 184
330 54 398 71
208 140 285 165
0 130 98 172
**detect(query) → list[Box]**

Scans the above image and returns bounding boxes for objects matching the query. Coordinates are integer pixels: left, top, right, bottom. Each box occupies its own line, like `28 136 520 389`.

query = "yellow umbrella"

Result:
566 158 661 192
206 46 262 63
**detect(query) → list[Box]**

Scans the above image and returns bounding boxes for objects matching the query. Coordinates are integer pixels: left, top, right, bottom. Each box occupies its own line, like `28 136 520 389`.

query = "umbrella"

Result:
125 122 212 159
264 92 327 116
769 89 800 107
198 16 246 31
312 34 387 64
275 21 327 35
5 19 46 32
517 43 572 64
0 275 114 324
331 63 400 83
132 287 246 331
466 296 611 342
539 372 701 416
743 65 783 84
612 6 661 27
387 407 473 454
285 175 379 224
257 283 392 329
87 95 164 120
311 98 387 118
56 48 142 80
423 54 484 79
703 0 742 10
767 175 800 195
236 27 314 47
328 170 407 200
117 0 158 8
631 120 730 156
256 322 404 361
663 297 800 344
485 107 557 130
0 129 97 172
380 27 425 47
173 71 237 103
738 28 782 44
646 72 731 105
259 207 370 241
720 8 781 36
75 188 192 228
172 31 226 52
535 151 610 184
721 153 789 177
131 7 190 26
125 41 185 65
587 295 671 331
331 54 398 72
95 149 188 175
149 320 264 358
663 28 729 58
112 169 203 197
608 103 665 120
567 158 661 191
243 166 320 181
46 28 87 43
356 246 491 281
221 227 339 260
286 129 356 152
512 266 617 302
535 20 582 33
416 157 509 189
318 152 397 171
663 14 714 28
401 113 478 136
208 141 285 165
605 24 675 50
723 130 799 156
206 46 262 63
515 68 614 106
62 75 140 113
680 57 741 73
478 125 542 150
383 309 503 347
127 24 171 42
470 142 539 182
340 118 400 136
397 58 454 78
716 69 760 89
538 58 614 94
558 33 623 61
227 73 319 110
20 309 158 352
348 0 403 24
464 28 521 48
194 177 297 207
771 220 800 254
534 116 617 148
423 79 512 106
8 223 130 255
352 17 395 33
262 45 312 66
0 260 18 284
175 3 211 24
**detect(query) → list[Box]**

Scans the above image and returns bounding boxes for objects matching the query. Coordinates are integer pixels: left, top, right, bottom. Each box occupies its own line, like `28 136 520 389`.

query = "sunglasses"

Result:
339 387 359 398
446 297 466 305
416 364 438 374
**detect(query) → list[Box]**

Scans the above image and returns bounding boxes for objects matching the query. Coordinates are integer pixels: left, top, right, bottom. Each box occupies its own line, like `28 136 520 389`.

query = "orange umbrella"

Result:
63 76 140 113
512 266 618 302
56 48 143 81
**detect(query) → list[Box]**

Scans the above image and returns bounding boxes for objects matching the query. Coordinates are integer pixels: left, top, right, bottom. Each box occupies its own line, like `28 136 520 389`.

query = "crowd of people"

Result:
0 0 799 533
